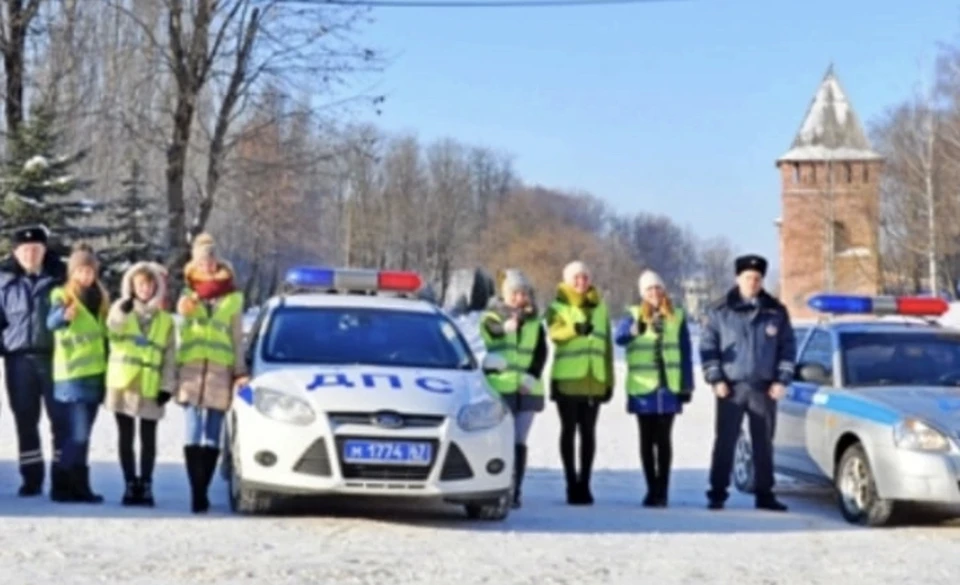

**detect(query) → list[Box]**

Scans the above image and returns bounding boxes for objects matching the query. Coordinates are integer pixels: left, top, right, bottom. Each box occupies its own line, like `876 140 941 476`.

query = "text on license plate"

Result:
342 440 433 465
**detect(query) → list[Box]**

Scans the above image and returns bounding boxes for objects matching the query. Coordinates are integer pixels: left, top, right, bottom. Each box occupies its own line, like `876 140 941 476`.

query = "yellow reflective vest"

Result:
176 292 243 367
107 311 174 399
479 311 544 396
625 307 684 395
51 287 108 383
549 300 609 386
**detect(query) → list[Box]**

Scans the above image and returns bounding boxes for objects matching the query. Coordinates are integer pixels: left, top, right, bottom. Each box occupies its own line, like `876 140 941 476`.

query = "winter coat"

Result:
480 297 548 413
0 253 67 355
614 305 694 415
103 262 177 421
175 260 247 412
545 282 614 402
46 280 110 403
699 287 796 389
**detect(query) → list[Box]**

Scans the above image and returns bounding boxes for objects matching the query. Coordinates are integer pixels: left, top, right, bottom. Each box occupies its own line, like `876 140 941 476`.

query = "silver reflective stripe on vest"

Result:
60 332 104 349
178 339 234 355
110 333 166 352
109 354 162 372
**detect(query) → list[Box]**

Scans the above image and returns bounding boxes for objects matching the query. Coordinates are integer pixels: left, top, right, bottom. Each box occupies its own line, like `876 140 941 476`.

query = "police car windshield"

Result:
261 306 476 370
840 331 960 387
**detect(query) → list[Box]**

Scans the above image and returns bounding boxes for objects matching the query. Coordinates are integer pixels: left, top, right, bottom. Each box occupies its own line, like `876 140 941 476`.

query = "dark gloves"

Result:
678 392 692 404
156 391 172 407
120 297 135 313
574 321 594 336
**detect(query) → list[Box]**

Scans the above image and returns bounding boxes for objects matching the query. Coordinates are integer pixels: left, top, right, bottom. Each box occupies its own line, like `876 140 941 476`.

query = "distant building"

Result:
681 276 712 318
775 65 884 320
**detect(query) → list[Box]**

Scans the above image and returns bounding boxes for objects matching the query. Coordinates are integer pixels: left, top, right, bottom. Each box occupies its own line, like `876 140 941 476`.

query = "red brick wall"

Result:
777 159 882 320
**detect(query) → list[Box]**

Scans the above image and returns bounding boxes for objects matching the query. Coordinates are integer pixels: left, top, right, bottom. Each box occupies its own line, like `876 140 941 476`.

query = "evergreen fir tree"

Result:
0 103 98 256
99 159 166 294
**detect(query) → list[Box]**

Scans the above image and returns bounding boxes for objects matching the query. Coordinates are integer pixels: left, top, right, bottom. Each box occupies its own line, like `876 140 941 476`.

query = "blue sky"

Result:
352 0 960 270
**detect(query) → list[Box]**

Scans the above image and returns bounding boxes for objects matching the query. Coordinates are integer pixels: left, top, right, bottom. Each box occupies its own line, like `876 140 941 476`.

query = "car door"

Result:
778 328 833 477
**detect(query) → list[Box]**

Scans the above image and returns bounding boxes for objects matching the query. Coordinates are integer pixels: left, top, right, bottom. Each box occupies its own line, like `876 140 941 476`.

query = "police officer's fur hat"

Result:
11 225 48 246
735 254 767 277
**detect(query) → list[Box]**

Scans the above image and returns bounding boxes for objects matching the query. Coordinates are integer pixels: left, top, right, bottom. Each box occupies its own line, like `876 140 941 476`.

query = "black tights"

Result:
557 400 600 487
116 414 158 482
638 414 675 495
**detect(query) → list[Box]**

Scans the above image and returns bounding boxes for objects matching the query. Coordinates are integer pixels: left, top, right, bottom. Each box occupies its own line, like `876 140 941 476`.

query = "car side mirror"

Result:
797 362 831 385
481 353 508 374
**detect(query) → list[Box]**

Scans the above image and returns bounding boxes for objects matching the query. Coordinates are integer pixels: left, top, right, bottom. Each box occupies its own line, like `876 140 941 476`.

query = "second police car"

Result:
223 267 516 520
734 293 960 526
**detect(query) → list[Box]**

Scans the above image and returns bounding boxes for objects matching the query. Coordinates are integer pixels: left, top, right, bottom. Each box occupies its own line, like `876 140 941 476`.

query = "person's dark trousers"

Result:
707 382 786 511
637 414 675 507
3 354 65 497
557 399 600 505
116 413 158 506
58 400 102 504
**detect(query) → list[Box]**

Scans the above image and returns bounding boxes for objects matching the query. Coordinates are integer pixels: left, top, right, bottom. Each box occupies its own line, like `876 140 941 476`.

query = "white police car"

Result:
223 267 515 520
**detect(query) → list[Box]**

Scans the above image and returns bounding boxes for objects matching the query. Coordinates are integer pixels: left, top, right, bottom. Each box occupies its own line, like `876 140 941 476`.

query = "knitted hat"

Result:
562 261 590 286
67 242 98 274
501 269 531 299
191 232 216 261
638 270 665 293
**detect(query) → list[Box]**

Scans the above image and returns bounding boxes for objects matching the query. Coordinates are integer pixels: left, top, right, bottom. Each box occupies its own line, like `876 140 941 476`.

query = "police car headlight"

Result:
893 418 951 452
457 396 507 431
253 387 316 426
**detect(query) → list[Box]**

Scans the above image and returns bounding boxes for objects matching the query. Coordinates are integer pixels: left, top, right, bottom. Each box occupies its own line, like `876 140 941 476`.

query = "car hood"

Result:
849 386 960 429
250 364 490 416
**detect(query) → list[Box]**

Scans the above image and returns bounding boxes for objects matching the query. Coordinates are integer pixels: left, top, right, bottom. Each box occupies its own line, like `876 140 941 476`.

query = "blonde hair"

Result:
639 295 674 322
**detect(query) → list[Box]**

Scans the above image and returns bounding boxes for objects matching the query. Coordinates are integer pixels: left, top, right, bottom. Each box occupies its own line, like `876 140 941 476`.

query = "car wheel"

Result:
835 442 895 527
227 426 276 515
464 492 511 521
733 429 756 494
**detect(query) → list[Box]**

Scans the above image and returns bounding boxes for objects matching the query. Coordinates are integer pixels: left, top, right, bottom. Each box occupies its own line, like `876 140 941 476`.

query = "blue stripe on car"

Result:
788 384 900 425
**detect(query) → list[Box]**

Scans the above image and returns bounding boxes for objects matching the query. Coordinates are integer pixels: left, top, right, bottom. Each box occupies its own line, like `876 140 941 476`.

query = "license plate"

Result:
342 439 433 466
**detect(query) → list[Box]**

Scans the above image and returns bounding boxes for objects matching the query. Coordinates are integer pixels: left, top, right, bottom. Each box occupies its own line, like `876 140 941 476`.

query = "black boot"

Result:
49 466 72 502
121 478 139 506
200 446 220 499
755 493 788 512
19 465 44 497
69 466 104 504
140 479 155 507
654 472 669 507
184 446 207 513
575 478 594 506
512 444 527 509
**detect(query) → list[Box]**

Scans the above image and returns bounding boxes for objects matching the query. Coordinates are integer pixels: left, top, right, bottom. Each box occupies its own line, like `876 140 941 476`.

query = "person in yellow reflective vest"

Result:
613 270 693 508
480 269 547 509
545 261 613 505
104 261 177 507
176 233 249 513
45 243 110 504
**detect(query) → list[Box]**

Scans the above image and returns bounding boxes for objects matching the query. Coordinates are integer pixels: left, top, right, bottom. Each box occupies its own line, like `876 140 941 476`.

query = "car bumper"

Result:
873 446 960 503
228 403 514 501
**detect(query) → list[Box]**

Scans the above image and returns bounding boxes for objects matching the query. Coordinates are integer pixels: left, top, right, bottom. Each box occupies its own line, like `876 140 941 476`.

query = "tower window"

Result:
862 164 869 182
811 164 817 183
844 163 852 183
792 162 799 184
833 220 850 252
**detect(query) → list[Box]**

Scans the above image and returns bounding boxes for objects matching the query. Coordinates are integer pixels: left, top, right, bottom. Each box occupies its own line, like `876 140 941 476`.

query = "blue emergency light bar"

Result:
283 266 423 293
807 293 949 317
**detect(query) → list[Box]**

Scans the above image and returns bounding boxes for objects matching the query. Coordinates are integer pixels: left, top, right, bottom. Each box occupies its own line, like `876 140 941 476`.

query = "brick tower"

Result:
775 65 884 320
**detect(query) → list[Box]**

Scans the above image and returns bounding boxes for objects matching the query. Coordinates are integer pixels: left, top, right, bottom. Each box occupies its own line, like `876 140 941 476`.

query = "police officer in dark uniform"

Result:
0 226 68 497
699 254 795 511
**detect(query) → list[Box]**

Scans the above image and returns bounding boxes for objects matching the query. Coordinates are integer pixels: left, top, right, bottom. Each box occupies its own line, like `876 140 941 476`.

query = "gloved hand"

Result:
519 373 539 395
600 386 613 403
574 321 594 336
156 391 172 407
678 392 692 404
120 297 135 313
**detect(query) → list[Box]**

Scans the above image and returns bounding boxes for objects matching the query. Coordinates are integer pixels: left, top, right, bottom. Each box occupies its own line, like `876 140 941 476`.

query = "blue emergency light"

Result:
283 266 423 293
807 293 949 317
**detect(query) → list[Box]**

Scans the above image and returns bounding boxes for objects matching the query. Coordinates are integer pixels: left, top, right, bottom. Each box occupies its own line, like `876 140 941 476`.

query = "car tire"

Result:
464 492 511 521
226 421 278 515
733 428 756 494
835 442 896 527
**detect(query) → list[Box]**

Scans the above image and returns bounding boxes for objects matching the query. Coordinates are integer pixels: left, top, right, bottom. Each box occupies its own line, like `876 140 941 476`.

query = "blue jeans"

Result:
184 405 225 447
60 401 100 468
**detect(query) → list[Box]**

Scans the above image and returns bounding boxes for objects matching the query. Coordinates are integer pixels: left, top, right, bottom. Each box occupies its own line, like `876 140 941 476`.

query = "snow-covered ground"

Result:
0 314 957 584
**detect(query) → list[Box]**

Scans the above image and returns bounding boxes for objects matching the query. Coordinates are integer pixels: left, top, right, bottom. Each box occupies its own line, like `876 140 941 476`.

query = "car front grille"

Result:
439 442 473 481
333 436 440 481
327 411 445 429
292 438 333 477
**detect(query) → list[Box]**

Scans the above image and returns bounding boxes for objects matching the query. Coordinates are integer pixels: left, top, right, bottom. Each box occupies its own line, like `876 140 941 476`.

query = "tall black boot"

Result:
121 478 139 506
69 466 104 504
512 444 527 509
184 446 207 513
49 465 72 502
199 446 220 511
